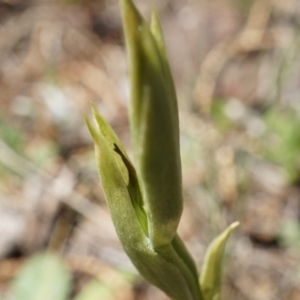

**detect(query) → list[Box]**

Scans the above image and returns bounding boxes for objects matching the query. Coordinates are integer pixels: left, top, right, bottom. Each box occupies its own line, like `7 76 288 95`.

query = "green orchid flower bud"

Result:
121 0 182 250
86 1 239 299
85 107 201 300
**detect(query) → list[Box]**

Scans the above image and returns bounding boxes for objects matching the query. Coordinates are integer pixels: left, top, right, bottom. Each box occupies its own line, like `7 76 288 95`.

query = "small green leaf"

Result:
200 222 239 300
11 252 71 300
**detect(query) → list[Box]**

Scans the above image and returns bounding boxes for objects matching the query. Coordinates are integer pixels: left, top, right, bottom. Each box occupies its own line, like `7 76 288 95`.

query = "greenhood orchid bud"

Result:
86 106 201 300
86 0 239 299
121 0 183 250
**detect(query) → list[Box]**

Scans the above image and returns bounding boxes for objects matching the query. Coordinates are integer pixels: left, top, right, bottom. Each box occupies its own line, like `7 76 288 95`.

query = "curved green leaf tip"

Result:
200 222 240 300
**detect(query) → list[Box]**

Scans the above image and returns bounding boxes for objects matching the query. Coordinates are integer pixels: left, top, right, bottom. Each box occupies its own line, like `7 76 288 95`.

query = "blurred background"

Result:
1 0 300 299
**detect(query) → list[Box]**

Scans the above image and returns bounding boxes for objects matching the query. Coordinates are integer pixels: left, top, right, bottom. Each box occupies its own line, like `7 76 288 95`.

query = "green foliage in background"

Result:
211 99 300 183
279 220 300 251
86 0 239 299
0 113 58 177
75 279 114 300
263 108 300 182
0 115 25 176
210 100 233 133
10 252 71 300
8 252 134 300
0 115 24 153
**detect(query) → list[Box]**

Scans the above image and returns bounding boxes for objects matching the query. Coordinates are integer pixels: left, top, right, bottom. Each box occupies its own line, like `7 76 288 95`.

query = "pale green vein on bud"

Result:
121 0 183 249
200 222 240 300
149 9 166 58
150 8 178 111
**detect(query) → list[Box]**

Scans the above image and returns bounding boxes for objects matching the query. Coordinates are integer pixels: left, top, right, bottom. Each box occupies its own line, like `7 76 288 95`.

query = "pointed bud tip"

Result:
121 0 144 31
85 116 95 138
121 0 135 11
90 102 98 117
90 103 106 134
230 221 240 230
150 7 159 25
